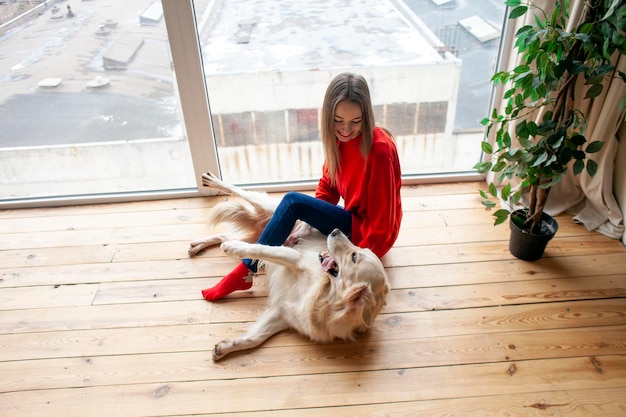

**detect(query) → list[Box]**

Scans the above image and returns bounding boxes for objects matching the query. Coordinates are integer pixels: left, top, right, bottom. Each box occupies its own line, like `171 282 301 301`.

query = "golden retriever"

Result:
188 172 390 361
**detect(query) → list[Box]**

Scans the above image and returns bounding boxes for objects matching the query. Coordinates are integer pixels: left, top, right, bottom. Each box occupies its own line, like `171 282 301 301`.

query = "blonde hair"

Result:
321 73 376 184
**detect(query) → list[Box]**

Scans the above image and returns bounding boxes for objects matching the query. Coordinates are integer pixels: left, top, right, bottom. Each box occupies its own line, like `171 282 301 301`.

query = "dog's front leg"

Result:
221 241 306 270
188 233 235 256
212 308 289 361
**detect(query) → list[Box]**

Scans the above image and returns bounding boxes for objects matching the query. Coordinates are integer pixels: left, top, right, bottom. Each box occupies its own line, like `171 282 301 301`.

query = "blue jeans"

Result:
243 191 352 272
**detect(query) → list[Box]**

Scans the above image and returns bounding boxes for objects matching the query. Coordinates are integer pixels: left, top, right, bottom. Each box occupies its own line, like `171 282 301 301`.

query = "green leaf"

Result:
570 134 586 146
501 183 512 201
518 136 534 149
515 24 534 37
509 5 528 19
479 189 490 199
481 141 494 154
482 200 497 209
587 159 599 177
488 182 498 198
493 209 511 226
504 0 521 7
513 65 530 74
585 83 604 99
585 141 604 153
474 161 493 173
613 31 625 46
533 151 549 167
547 133 564 149
602 0 620 21
515 119 528 139
573 159 584 175
493 161 507 172
503 131 512 148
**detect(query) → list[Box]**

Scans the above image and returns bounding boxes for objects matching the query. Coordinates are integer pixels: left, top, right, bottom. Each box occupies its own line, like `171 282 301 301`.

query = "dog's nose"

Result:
331 229 340 237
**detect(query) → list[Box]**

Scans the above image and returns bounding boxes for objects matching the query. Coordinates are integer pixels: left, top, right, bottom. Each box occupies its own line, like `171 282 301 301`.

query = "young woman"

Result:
202 72 403 301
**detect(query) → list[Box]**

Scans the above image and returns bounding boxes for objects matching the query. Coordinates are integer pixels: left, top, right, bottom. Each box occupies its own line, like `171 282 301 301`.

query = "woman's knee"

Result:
280 191 309 209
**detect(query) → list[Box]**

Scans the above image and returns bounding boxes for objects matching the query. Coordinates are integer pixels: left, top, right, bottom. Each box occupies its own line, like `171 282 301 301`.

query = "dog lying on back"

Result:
188 172 390 361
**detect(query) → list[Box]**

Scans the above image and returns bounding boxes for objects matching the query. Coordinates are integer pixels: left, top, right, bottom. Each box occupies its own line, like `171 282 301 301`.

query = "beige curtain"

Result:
546 54 626 239
491 0 625 239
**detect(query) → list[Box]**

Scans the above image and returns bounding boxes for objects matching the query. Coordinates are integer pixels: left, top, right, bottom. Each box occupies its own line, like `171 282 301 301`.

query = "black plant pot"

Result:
509 209 559 261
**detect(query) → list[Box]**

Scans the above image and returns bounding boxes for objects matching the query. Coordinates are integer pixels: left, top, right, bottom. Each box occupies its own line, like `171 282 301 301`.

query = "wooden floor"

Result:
1 181 626 416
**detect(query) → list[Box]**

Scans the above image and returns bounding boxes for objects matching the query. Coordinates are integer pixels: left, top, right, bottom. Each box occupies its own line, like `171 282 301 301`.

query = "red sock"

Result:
201 262 253 301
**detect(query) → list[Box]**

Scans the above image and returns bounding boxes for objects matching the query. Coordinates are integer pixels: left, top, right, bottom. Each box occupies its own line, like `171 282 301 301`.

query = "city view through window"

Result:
0 0 505 203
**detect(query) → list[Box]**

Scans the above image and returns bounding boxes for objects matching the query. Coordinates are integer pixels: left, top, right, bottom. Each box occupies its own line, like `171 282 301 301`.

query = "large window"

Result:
0 0 199 203
0 0 505 205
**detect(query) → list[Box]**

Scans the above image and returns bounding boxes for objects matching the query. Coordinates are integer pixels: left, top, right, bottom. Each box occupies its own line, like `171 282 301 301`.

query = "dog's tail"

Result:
207 200 273 243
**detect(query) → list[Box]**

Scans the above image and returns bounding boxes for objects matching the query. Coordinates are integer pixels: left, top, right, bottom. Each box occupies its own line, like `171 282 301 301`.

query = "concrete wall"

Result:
0 138 196 199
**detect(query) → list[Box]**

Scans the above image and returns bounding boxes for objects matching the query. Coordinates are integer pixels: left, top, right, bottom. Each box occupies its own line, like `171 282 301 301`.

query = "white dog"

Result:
189 172 390 361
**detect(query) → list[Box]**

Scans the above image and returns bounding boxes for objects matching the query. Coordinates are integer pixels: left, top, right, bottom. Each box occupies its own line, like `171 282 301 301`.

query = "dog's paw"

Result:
212 339 234 361
188 240 204 256
200 171 222 189
220 240 248 257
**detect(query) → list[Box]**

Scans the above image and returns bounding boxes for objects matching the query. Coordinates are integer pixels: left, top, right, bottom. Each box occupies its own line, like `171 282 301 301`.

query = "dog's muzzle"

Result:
319 250 338 277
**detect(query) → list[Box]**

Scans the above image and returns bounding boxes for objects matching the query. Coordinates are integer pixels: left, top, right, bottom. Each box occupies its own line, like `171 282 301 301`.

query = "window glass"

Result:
0 1 194 201
0 0 506 203
200 0 505 184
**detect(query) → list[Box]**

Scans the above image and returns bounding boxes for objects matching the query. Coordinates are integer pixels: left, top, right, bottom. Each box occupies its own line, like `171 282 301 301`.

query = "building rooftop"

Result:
201 0 447 73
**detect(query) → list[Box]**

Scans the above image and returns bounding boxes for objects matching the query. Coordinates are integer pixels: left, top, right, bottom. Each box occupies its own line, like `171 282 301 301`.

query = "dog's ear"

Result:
344 283 369 307
344 283 375 328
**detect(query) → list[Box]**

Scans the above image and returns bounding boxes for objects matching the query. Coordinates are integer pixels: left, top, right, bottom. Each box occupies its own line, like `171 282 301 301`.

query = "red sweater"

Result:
315 126 402 258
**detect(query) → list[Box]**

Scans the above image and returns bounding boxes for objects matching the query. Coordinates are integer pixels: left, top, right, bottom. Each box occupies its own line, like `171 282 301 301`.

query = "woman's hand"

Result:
284 221 312 247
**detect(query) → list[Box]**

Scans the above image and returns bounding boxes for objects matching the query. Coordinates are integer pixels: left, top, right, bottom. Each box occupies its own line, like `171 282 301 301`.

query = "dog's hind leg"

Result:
212 308 289 361
201 172 279 213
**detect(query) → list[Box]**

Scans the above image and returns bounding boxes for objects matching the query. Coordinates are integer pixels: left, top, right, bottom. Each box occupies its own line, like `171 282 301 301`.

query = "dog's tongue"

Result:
318 251 339 277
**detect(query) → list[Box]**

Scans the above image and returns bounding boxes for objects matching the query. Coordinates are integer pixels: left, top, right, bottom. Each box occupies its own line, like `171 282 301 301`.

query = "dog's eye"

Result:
351 252 357 263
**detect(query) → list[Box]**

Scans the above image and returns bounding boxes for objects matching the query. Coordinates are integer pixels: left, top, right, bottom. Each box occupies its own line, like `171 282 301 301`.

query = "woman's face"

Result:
334 100 363 142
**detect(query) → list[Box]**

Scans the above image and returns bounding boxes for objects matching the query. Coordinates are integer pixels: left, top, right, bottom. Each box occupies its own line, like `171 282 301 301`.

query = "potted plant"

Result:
474 0 626 260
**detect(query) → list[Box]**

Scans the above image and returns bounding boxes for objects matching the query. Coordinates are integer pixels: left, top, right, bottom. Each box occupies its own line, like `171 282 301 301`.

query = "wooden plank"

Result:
0 206 214 234
2 299 624 362
400 181 487 197
173 388 626 417
0 257 237 288
384 234 626 267
384 274 626 312
0 224 208 251
2 271 623 333
1 355 624 416
0 283 98 311
1 325 623 392
388 252 626 287
401 193 484 211
0 244 116 268
396 217 595 246
0 300 214 335
0 196 222 220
